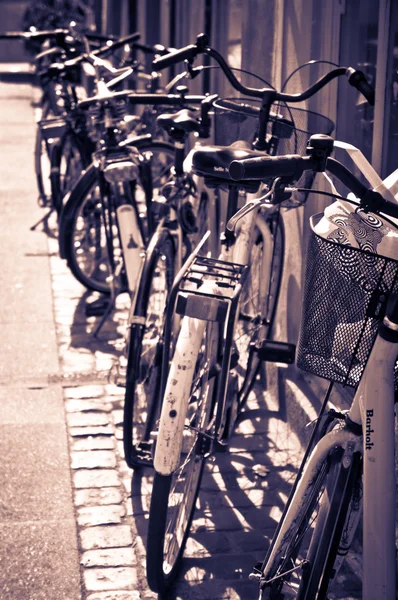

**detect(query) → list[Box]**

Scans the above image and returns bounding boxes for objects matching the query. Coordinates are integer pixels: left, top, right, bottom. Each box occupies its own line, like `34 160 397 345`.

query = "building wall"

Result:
0 1 30 62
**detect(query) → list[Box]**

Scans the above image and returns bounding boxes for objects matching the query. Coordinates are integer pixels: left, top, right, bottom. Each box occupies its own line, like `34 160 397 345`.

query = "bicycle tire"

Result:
235 210 285 404
50 131 87 217
62 141 175 294
123 232 175 469
146 317 219 594
298 451 362 599
261 448 360 599
34 97 52 205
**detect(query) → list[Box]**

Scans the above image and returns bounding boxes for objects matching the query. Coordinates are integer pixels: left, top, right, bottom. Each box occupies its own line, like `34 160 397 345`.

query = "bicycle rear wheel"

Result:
261 448 362 599
146 317 219 594
63 142 175 293
65 177 123 293
235 210 285 404
50 132 86 217
34 99 52 206
123 233 175 468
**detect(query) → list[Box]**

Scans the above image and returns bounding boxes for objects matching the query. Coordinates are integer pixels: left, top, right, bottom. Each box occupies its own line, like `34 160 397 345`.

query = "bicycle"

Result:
122 40 339 479
229 134 398 599
142 34 375 594
122 92 220 469
31 29 154 224
0 27 128 210
58 88 211 304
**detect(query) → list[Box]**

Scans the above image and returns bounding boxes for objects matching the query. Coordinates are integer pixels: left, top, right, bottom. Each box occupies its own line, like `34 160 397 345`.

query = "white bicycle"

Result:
228 135 398 600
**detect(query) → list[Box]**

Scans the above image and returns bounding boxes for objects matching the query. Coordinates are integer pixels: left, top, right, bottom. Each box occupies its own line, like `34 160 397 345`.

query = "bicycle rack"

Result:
159 245 250 453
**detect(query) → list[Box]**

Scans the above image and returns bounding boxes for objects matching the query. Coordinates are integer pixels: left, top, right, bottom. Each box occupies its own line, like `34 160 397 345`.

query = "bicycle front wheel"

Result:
262 448 362 599
123 232 175 468
146 317 219 594
235 210 285 404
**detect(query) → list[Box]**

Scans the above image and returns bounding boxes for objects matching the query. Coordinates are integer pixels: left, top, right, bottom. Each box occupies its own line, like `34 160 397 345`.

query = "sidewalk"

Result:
0 83 81 599
0 82 363 600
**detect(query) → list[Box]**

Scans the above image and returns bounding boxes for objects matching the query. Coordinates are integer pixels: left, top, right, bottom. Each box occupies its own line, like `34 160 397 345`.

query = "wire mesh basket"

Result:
297 213 398 388
212 98 334 153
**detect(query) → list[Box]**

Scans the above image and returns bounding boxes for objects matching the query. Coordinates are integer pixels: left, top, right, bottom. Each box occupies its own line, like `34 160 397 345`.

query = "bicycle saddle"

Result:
157 109 200 134
191 141 266 181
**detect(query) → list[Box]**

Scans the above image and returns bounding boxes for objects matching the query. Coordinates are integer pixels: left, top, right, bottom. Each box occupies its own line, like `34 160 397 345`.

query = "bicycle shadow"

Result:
134 360 361 599
63 289 128 361
126 364 324 599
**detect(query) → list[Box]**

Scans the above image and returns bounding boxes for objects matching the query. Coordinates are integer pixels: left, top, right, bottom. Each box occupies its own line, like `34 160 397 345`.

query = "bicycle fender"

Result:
58 162 99 258
134 225 172 317
154 314 207 475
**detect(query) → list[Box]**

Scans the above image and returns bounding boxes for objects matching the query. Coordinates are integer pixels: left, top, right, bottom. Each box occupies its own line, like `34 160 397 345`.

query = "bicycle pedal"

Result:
248 562 263 582
253 340 296 364
132 442 154 468
85 296 111 317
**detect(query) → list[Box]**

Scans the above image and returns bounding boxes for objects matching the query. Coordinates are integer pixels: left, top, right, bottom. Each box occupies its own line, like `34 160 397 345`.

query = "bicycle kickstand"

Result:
30 207 56 232
91 267 123 339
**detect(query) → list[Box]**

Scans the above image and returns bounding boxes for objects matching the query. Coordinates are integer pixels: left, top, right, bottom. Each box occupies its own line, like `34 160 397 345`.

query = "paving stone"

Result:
77 504 126 527
71 451 117 470
75 487 123 507
80 525 133 550
81 547 136 568
84 567 137 591
199 487 276 510
111 409 124 426
190 503 273 534
86 590 140 599
185 531 233 557
70 425 114 438
115 427 123 440
67 412 110 428
74 469 120 489
105 384 125 397
71 436 115 452
66 399 112 413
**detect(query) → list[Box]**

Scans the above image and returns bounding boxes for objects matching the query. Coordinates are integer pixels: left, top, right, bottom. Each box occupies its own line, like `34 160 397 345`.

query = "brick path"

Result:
46 227 363 599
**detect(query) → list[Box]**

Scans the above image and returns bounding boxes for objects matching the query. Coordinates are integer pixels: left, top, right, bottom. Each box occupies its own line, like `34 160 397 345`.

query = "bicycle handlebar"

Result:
134 42 175 56
93 32 141 57
0 28 117 43
229 154 317 182
37 31 142 79
228 135 398 219
152 33 375 105
77 91 207 110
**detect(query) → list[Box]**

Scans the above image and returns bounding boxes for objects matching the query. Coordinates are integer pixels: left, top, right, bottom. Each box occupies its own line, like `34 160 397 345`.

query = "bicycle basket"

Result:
297 213 398 388
212 99 334 152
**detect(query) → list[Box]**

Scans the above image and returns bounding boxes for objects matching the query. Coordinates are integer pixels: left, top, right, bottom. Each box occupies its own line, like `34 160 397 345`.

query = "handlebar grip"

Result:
347 69 375 106
229 154 313 181
152 44 198 70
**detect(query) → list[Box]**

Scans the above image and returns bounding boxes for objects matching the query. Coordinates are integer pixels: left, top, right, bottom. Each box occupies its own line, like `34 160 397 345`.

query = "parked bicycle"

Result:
132 34 375 594
229 135 398 600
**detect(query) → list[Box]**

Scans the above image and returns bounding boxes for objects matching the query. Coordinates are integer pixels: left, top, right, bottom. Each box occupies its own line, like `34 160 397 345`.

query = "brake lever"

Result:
226 178 292 233
226 188 273 233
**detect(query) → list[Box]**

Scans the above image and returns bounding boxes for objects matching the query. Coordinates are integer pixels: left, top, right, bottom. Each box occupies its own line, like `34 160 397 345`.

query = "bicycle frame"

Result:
153 185 279 475
260 315 398 599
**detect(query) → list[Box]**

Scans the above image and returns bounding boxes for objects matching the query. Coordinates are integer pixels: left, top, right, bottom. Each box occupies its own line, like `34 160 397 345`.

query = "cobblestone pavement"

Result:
45 211 363 597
